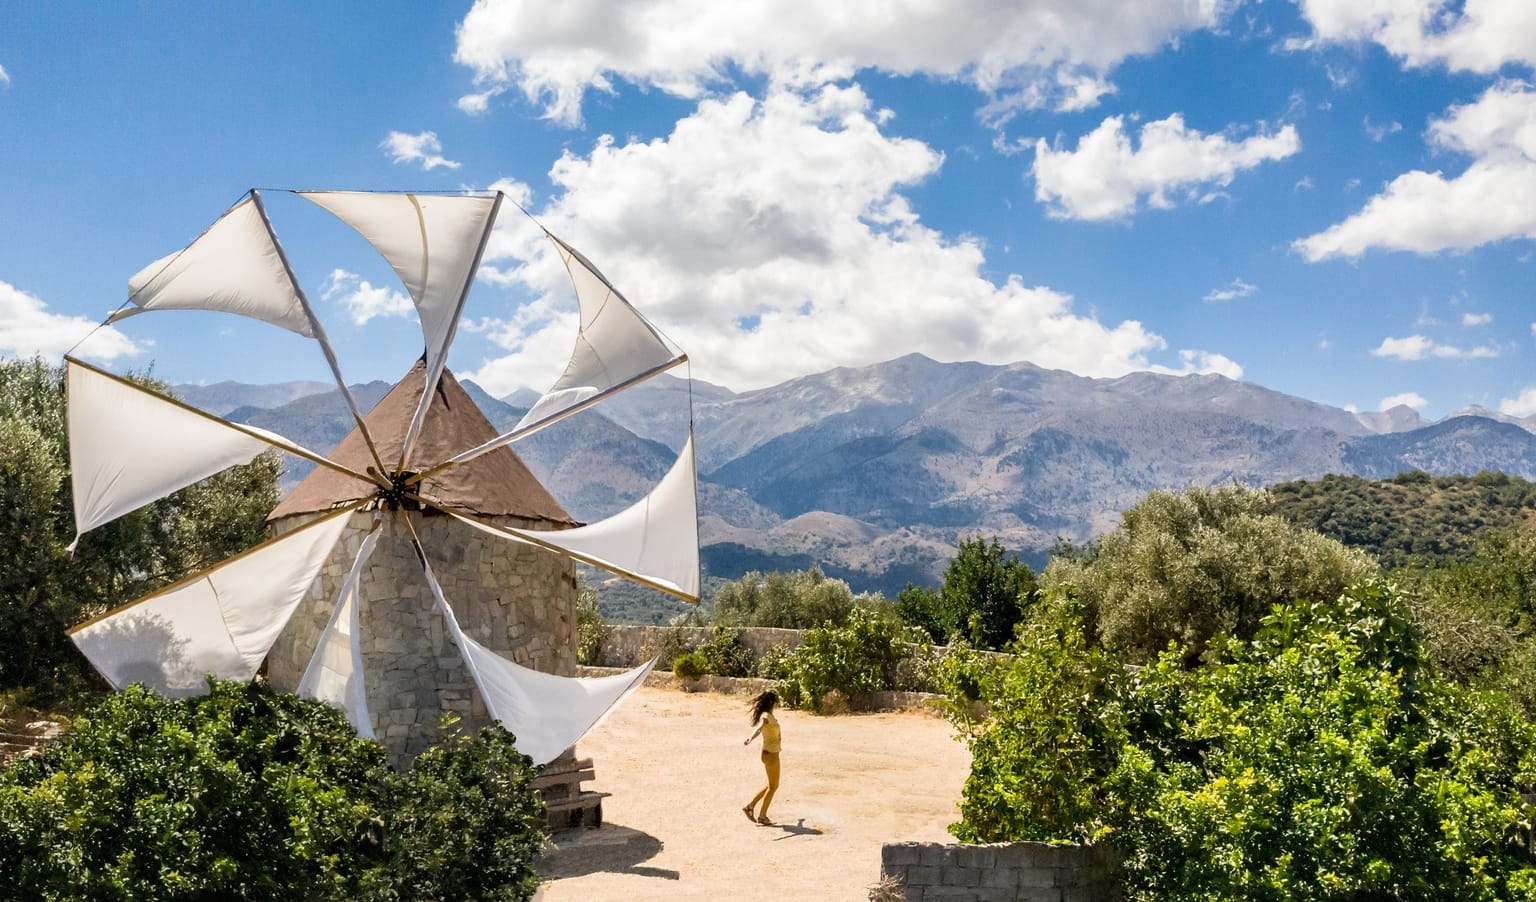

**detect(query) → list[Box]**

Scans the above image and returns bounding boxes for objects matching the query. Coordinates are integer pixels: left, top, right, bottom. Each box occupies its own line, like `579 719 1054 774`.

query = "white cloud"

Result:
1501 386 1536 417
1152 350 1244 380
0 64 10 88
1296 0 1536 72
1203 278 1256 302
1462 311 1492 325
453 0 1228 125
1380 391 1429 410
0 279 141 361
380 130 462 170
462 85 1225 393
1371 334 1499 360
1295 81 1536 260
321 269 414 325
1364 117 1402 142
1031 114 1300 221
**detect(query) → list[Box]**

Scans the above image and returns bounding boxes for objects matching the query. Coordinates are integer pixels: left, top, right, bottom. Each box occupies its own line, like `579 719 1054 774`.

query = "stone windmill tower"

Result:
266 361 580 764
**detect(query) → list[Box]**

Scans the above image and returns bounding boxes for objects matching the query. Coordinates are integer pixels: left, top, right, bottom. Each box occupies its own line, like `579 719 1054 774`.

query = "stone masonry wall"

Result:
880 841 1123 902
268 509 576 766
596 625 803 667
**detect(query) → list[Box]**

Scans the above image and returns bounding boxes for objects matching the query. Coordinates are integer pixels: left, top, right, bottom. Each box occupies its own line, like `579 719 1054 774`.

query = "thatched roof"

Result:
269 361 575 525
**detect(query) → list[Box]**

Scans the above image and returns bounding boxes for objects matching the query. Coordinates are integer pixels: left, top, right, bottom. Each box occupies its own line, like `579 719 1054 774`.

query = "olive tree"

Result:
1041 484 1375 663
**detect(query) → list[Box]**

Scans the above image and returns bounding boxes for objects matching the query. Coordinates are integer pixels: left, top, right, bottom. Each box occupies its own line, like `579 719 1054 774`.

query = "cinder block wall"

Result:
268 510 576 765
880 840 1123 902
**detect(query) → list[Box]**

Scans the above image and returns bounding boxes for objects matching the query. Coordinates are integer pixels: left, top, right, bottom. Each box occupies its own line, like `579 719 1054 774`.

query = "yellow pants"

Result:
750 750 780 816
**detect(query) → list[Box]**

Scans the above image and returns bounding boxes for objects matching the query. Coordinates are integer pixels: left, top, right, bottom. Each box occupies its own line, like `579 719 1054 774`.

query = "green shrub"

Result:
695 626 754 678
754 643 797 681
0 680 547 901
384 717 547 902
575 585 607 666
711 567 857 628
671 651 707 681
778 605 929 713
938 595 1123 844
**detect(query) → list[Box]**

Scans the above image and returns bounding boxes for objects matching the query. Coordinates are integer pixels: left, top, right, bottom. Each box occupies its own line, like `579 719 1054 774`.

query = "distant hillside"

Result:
1268 471 1536 567
188 354 1536 605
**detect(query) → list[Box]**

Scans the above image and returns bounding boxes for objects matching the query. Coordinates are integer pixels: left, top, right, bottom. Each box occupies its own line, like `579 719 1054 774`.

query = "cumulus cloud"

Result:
1501 386 1536 417
321 269 414 325
0 64 10 88
1462 311 1492 325
461 84 1230 393
1203 278 1256 302
1295 81 1536 260
453 0 1228 125
1371 334 1499 360
1295 0 1536 72
1031 114 1300 220
1381 391 1429 410
380 130 462 170
0 279 141 361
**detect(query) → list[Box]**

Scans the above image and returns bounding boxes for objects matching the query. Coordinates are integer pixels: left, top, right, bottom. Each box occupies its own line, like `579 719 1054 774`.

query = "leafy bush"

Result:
575 584 607 666
778 605 930 713
694 626 755 678
384 716 547 902
671 651 707 681
942 580 1536 899
0 680 547 901
937 596 1123 844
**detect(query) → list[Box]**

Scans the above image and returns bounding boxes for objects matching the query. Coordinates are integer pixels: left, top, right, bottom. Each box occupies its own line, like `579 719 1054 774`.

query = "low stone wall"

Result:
596 625 804 667
880 841 1123 902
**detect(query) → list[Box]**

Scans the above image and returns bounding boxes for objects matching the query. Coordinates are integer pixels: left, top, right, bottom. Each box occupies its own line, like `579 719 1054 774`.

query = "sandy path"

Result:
536 685 971 901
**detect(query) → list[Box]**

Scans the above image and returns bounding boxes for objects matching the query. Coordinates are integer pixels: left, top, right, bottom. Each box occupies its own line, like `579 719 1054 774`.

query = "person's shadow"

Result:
537 824 679 881
768 818 824 840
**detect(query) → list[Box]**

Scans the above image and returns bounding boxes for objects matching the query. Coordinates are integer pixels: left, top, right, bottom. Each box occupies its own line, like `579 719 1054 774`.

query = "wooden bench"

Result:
533 755 610 830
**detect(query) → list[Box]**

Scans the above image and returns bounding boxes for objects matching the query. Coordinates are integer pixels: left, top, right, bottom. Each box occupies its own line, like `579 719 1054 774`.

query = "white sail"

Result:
112 193 315 337
447 433 700 600
69 507 356 696
433 232 685 472
297 518 380 738
298 191 500 464
65 358 339 549
414 543 654 766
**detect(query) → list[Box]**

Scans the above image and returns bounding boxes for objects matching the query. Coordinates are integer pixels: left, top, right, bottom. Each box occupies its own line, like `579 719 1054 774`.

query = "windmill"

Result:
62 189 698 768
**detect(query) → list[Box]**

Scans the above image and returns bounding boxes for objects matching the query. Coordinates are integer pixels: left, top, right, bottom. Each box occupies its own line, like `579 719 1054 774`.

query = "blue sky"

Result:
1 0 1533 421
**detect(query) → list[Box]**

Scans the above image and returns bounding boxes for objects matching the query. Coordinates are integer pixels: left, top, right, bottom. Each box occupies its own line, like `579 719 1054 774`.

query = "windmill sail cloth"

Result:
414 548 654 766
299 191 500 465
447 434 700 600
65 359 329 550
111 193 315 337
69 508 355 696
297 520 380 738
439 233 684 470
516 234 684 434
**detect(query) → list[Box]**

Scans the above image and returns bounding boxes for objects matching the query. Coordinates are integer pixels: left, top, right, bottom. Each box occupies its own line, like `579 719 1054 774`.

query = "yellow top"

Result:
760 712 781 754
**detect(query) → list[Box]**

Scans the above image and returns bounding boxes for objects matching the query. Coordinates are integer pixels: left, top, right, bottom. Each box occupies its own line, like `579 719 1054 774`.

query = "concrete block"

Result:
957 846 997 870
905 866 940 886
883 843 923 867
919 845 948 867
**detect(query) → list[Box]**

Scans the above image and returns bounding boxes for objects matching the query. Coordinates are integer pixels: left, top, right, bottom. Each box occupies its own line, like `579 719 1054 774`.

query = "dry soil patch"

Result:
536 685 970 901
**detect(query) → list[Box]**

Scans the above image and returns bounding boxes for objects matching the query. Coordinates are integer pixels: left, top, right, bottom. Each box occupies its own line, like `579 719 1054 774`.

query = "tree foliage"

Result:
0 357 281 702
710 566 858 629
1041 484 1376 663
0 680 547 901
1268 471 1536 568
942 581 1536 899
776 604 930 712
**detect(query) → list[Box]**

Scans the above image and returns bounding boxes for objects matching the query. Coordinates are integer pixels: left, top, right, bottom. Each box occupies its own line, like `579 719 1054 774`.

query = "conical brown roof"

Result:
269 361 575 525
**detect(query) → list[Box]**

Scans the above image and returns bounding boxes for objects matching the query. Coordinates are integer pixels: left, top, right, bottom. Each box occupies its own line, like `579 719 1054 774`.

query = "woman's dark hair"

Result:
749 689 778 725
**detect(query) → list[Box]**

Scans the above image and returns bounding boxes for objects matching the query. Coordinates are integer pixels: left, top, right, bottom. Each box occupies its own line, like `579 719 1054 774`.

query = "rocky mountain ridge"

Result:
182 354 1536 595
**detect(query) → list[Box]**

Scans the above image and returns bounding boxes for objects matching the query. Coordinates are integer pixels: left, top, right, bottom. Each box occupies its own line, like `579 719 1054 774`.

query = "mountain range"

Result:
181 354 1536 596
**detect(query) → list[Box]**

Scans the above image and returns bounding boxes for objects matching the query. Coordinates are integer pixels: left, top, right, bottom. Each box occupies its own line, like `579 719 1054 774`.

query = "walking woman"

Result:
742 689 781 825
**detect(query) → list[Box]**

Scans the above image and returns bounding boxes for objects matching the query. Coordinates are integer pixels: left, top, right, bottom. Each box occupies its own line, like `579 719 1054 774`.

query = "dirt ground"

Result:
535 685 972 901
